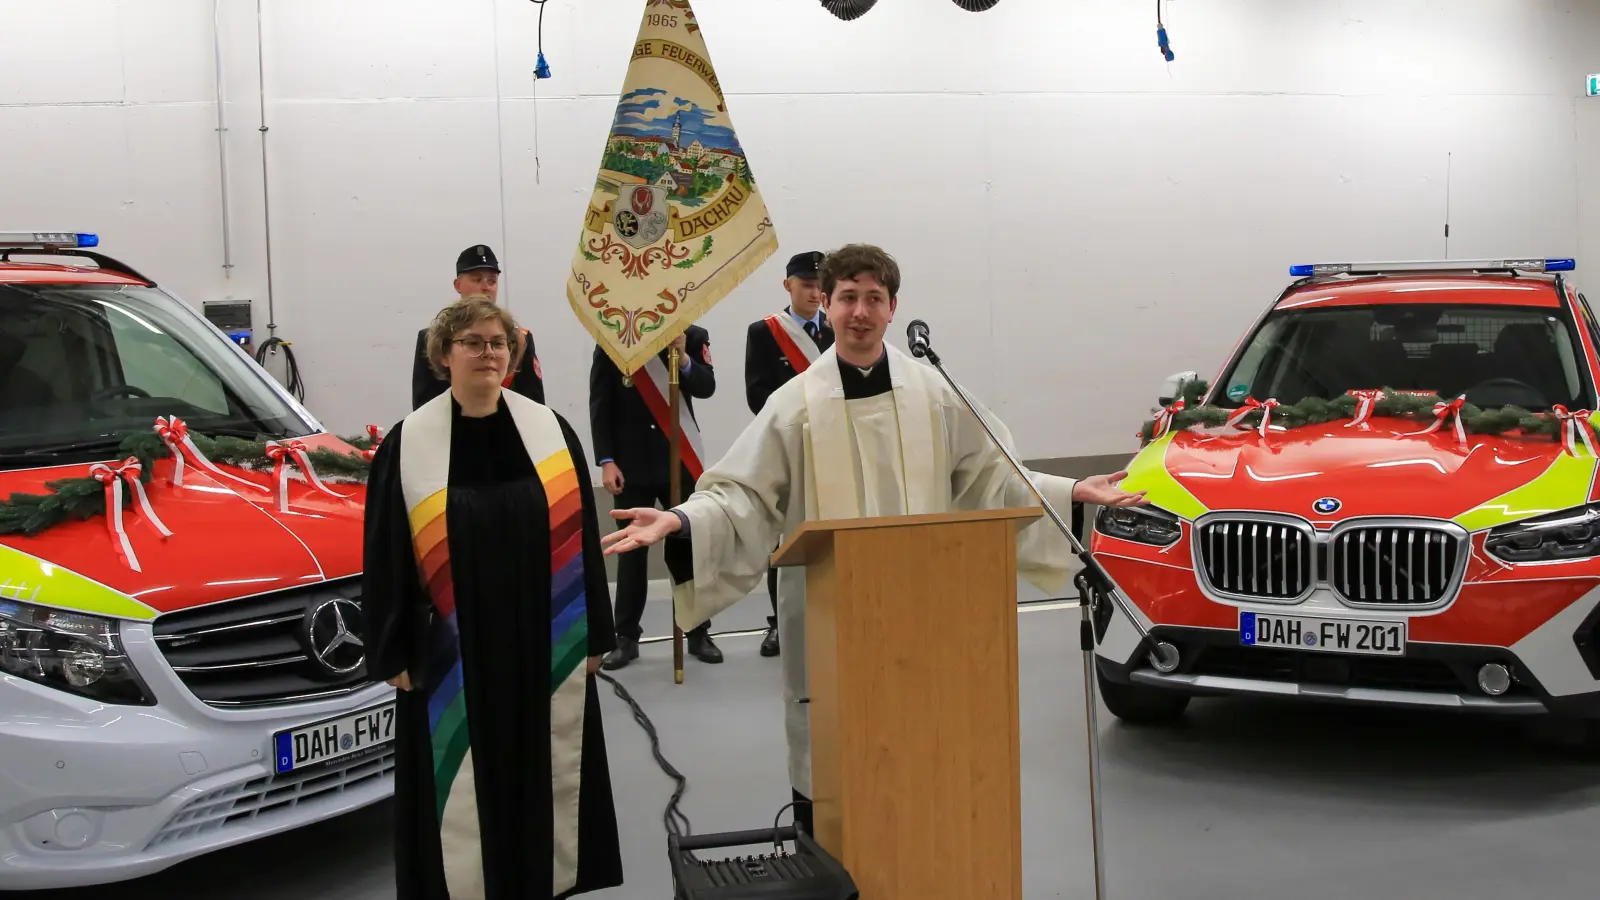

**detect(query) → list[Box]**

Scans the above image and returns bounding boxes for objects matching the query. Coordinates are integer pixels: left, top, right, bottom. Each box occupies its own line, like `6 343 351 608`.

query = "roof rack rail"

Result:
1289 258 1575 278
0 245 155 285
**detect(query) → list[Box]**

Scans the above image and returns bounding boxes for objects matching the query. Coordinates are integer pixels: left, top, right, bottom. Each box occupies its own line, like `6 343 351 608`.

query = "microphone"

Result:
906 319 934 361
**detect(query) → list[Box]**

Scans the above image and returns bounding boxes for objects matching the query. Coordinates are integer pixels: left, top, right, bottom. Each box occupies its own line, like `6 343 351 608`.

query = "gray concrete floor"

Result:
18 585 1600 900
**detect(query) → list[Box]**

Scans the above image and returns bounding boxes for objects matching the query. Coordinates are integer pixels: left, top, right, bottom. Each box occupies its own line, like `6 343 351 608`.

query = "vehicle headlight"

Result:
1484 504 1600 563
0 600 153 705
1094 505 1183 546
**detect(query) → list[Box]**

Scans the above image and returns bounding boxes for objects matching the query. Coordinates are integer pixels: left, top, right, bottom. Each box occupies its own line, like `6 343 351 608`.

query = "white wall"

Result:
3 0 1600 468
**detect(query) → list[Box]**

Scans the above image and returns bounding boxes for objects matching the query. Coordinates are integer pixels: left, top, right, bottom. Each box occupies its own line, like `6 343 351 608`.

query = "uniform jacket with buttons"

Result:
744 309 834 414
588 325 715 488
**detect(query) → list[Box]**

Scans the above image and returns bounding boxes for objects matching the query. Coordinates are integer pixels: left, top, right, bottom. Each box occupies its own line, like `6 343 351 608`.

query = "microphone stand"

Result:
911 336 1165 900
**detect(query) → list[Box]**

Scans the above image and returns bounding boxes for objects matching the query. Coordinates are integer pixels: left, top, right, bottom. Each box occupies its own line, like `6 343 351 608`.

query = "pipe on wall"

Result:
254 0 278 334
212 0 234 277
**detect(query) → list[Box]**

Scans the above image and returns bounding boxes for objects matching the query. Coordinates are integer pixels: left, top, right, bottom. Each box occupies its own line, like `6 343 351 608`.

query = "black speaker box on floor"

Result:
669 826 858 900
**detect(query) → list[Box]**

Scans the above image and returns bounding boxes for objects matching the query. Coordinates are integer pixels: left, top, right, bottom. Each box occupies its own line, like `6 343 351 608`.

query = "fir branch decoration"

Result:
0 428 376 538
0 475 121 537
1139 381 1563 445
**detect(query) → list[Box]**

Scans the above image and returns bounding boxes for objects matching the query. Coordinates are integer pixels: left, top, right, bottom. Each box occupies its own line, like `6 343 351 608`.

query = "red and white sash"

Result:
764 313 822 373
632 354 707 480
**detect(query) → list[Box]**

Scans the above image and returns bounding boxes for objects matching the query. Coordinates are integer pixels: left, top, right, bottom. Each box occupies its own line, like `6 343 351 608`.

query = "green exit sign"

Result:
1590 74 1600 96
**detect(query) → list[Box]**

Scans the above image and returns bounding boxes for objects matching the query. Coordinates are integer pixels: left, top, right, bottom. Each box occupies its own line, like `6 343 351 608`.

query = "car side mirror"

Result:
1157 370 1199 407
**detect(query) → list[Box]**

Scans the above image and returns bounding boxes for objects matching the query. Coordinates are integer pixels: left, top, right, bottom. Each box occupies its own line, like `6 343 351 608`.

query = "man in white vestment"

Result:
602 243 1147 831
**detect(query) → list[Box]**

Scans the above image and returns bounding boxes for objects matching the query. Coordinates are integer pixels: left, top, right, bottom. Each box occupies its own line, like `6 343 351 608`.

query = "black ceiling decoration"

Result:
821 0 878 20
952 0 1001 9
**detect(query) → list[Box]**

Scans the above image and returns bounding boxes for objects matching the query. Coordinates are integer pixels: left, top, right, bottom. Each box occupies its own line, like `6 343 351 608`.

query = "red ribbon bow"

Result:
154 416 268 493
1403 395 1467 445
265 439 351 513
1148 399 1185 439
1345 390 1387 428
1226 397 1281 437
1551 405 1598 457
361 424 384 462
90 458 173 573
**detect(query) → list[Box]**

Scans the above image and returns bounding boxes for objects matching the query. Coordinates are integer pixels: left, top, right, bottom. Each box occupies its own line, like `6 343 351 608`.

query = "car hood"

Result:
1121 417 1599 531
0 434 366 621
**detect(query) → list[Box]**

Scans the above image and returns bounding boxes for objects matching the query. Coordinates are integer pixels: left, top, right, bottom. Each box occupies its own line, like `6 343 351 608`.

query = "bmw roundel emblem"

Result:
1313 497 1342 515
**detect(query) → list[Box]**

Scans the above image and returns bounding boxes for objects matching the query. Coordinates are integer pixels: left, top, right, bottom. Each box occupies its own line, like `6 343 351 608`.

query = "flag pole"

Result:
668 344 686 685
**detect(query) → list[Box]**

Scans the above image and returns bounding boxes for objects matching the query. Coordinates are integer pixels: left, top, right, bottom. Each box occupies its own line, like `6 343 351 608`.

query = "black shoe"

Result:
601 638 639 671
687 632 724 664
760 625 780 657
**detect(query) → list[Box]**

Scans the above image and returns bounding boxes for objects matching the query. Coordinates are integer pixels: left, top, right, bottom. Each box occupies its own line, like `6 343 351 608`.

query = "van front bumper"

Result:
0 622 396 890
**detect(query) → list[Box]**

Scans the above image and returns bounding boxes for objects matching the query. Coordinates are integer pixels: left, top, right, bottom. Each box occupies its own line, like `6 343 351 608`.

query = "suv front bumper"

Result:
1091 579 1600 721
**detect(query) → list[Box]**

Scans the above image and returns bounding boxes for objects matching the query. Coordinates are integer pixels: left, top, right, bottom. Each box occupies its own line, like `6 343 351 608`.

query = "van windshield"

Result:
1213 302 1594 413
0 282 314 465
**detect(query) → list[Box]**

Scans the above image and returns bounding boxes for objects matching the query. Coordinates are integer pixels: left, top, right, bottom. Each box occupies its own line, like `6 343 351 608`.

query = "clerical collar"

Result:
838 347 891 399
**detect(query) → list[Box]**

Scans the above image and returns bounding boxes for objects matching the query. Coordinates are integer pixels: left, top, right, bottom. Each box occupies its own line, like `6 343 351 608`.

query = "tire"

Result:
1097 673 1191 725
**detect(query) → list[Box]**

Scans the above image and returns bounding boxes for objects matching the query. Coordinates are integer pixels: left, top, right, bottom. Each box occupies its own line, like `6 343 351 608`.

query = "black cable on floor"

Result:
593 595 1083 859
596 670 691 839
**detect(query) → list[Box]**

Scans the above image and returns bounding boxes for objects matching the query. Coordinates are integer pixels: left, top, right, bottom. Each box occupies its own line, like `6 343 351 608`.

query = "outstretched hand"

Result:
602 507 682 556
1072 470 1149 508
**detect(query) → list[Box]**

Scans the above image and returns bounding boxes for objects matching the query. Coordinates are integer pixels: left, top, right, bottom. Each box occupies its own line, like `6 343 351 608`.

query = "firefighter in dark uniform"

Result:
411 244 545 409
591 327 721 669
744 250 834 657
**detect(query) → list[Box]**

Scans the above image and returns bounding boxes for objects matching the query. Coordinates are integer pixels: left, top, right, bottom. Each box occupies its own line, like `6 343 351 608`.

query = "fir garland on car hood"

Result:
1139 380 1582 446
0 425 379 538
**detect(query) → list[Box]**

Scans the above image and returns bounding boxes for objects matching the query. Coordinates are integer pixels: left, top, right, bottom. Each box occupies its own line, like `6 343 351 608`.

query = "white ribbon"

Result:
90 458 173 573
1552 406 1598 458
360 424 384 462
1402 395 1467 445
153 416 269 493
1226 398 1280 437
265 440 351 513
1150 399 1185 439
1345 390 1386 428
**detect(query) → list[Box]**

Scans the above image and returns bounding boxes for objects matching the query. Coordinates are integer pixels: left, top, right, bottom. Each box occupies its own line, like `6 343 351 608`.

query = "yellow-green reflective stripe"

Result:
1120 432 1209 522
1455 450 1598 532
0 543 157 621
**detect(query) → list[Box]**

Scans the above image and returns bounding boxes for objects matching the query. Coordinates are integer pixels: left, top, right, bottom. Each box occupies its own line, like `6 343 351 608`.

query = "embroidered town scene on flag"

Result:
567 0 779 377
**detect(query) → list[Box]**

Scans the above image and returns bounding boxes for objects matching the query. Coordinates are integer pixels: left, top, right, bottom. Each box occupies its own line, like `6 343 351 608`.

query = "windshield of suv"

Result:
1215 302 1593 412
0 282 314 465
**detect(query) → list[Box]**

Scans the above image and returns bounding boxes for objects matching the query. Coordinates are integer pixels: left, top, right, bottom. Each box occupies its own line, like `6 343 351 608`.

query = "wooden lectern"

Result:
770 507 1043 900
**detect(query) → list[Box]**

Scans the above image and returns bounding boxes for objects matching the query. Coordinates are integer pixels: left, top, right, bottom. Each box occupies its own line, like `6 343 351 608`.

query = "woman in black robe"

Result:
363 296 624 899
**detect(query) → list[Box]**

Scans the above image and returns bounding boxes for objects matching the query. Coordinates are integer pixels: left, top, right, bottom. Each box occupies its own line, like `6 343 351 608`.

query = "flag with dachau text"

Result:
566 0 779 379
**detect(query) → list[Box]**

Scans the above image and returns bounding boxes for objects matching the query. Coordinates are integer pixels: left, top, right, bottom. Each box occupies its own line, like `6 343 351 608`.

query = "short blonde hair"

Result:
425 294 521 381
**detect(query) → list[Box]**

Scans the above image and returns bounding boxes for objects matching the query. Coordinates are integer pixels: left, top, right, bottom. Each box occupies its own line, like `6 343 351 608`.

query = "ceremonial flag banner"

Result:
566 0 779 376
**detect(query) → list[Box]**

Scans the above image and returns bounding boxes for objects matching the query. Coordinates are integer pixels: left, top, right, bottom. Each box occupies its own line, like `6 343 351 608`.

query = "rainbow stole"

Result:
398 390 588 896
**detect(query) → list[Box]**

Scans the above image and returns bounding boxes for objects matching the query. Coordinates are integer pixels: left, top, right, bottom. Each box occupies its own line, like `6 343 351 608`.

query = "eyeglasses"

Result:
451 336 511 357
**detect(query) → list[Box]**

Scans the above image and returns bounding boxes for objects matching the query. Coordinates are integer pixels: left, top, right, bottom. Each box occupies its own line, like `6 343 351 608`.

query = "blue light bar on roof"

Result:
0 232 99 249
1291 257 1575 278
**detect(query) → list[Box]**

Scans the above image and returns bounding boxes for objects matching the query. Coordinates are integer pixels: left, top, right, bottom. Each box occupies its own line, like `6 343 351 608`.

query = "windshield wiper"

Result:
15 438 129 457
198 425 292 441
0 426 293 468
0 439 129 467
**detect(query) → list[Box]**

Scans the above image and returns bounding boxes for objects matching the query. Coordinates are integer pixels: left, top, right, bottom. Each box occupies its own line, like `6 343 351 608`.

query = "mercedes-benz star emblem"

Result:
305 598 366 676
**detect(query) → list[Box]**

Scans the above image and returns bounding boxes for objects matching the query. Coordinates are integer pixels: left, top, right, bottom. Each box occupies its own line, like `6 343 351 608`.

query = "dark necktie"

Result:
803 321 819 344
